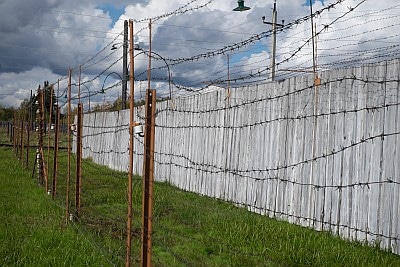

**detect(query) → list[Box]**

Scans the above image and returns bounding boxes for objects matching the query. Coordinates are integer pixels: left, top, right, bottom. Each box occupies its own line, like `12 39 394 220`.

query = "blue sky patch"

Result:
229 41 268 65
303 0 325 6
99 4 125 24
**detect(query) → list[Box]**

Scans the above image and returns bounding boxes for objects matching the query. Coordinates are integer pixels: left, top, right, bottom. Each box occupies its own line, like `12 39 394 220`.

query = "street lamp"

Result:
100 72 123 94
233 0 250 11
109 41 173 103
81 84 91 112
233 0 284 81
99 72 124 111
110 20 129 109
112 43 141 51
134 46 173 101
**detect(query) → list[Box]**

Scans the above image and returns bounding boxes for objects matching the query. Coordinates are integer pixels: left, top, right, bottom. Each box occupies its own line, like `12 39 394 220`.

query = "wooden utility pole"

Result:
125 19 135 267
122 20 128 110
140 89 156 267
309 0 316 78
262 0 284 81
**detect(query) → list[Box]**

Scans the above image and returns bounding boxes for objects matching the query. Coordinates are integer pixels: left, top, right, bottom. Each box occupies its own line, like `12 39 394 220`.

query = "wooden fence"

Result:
78 59 400 255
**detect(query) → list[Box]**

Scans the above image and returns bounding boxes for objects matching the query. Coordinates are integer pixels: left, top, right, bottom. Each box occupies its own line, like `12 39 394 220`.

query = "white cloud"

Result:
0 68 59 107
1 0 399 107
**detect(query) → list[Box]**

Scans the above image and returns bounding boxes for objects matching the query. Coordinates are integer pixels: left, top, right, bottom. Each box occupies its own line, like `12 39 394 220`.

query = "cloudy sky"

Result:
0 0 399 109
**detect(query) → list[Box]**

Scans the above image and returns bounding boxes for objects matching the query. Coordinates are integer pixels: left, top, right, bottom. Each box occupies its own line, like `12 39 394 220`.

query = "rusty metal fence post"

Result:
46 84 54 194
37 87 45 186
75 103 83 218
20 116 24 162
52 106 60 199
125 19 135 267
141 89 156 267
26 104 31 168
65 69 72 224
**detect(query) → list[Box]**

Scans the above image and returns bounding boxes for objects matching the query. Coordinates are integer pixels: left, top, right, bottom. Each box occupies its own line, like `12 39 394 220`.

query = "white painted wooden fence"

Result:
78 59 400 254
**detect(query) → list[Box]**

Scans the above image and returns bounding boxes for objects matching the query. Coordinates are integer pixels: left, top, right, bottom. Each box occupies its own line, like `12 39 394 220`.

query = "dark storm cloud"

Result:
0 0 114 75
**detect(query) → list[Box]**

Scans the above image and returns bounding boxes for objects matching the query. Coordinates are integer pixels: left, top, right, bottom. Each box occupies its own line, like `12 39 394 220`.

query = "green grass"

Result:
148 184 400 267
0 146 111 266
1 127 400 266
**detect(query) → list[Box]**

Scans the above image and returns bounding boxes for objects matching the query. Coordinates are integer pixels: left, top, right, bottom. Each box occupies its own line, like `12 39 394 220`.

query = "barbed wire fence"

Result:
80 58 399 261
4 0 400 265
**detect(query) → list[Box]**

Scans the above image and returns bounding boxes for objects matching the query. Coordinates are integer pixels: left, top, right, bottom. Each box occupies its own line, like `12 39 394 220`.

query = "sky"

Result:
0 0 399 109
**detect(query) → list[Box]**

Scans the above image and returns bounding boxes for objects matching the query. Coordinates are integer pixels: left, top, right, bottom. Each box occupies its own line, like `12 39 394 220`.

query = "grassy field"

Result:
0 146 110 266
1 126 400 266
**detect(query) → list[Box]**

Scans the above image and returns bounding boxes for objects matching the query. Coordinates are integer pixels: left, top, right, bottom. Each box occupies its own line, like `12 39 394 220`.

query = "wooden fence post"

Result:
125 18 135 267
20 117 24 161
65 69 72 224
10 119 14 144
52 106 60 199
26 106 31 168
141 89 156 267
37 87 45 186
46 84 54 194
75 103 83 218
13 115 17 155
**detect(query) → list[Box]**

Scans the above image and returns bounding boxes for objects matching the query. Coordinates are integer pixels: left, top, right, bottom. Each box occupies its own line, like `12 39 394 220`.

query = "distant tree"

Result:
42 81 57 119
19 93 37 121
134 99 146 107
71 96 153 114
111 96 123 111
91 102 112 113
91 104 102 113
19 81 57 122
0 104 15 121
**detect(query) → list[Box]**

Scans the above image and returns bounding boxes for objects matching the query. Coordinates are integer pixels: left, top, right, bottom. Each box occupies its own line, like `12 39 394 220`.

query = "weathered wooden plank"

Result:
79 59 400 255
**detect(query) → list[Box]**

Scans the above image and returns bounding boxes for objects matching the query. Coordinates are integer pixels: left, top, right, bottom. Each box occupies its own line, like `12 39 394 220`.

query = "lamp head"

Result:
233 0 250 12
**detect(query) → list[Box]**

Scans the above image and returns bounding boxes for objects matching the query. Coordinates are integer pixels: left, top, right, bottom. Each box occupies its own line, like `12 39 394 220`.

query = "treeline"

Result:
19 81 57 122
0 105 15 121
87 97 170 113
4 79 171 121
